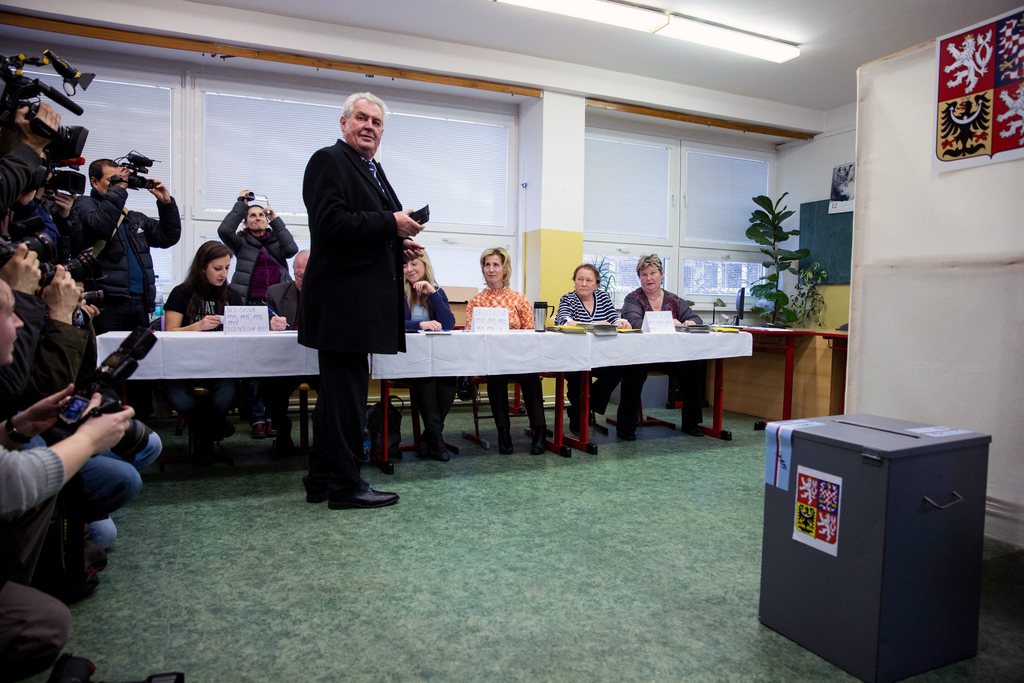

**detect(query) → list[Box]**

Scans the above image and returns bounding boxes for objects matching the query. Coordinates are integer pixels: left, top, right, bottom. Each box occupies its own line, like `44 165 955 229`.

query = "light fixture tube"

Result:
493 0 668 33
655 15 800 63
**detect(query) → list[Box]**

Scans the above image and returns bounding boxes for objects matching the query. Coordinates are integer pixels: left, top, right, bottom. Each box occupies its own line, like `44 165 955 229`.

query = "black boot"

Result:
498 428 513 454
530 426 547 455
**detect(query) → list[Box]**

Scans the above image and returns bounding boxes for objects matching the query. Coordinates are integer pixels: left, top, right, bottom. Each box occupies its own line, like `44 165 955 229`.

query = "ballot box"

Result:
758 414 991 683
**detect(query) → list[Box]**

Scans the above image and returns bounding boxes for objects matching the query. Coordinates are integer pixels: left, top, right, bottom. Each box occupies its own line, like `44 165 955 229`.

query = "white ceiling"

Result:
179 0 1020 112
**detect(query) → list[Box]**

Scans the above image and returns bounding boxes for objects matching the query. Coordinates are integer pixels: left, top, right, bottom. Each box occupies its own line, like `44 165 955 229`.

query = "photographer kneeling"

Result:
0 278 133 681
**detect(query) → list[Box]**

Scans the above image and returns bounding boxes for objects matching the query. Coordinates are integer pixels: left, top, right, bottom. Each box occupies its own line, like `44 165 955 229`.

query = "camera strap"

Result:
90 208 129 257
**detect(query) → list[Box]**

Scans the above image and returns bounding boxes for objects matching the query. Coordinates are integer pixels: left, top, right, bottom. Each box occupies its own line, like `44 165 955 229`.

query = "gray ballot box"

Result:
758 414 990 683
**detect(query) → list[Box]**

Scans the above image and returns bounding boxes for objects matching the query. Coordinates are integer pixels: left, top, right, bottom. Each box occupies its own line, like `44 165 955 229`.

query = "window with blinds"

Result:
583 136 671 241
683 149 769 244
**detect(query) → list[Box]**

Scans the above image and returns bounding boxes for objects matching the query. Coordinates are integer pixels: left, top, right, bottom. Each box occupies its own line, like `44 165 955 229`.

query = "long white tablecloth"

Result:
96 329 753 380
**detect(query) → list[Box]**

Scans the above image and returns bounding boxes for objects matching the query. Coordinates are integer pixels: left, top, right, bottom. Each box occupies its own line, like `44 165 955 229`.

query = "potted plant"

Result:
745 193 809 327
792 261 828 328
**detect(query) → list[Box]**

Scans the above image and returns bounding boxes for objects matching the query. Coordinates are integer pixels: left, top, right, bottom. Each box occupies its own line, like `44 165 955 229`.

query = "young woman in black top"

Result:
163 241 242 458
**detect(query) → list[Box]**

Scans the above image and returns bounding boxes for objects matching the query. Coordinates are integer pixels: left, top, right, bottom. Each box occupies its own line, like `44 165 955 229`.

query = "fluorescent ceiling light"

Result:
494 0 667 33
655 15 800 63
492 0 800 64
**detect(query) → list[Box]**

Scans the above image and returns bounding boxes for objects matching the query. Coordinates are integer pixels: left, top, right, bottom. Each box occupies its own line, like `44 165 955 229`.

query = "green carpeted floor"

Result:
33 405 1024 682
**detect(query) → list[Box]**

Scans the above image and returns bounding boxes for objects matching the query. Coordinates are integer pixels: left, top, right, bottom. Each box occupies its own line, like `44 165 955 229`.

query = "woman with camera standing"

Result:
217 189 298 439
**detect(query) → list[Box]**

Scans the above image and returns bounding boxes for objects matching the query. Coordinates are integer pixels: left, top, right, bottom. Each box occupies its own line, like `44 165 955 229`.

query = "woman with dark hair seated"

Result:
401 250 457 461
465 247 547 455
218 189 298 439
163 241 242 458
554 263 630 433
616 253 705 440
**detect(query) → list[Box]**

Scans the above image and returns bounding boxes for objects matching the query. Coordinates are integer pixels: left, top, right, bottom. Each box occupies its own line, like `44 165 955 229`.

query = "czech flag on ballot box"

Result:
935 5 1024 171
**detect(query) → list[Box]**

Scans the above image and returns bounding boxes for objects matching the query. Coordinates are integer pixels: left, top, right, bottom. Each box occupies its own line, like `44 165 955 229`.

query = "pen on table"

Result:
267 306 290 328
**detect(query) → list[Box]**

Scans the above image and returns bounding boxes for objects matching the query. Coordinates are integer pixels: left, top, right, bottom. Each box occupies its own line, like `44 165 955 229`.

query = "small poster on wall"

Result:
827 162 855 214
934 5 1024 172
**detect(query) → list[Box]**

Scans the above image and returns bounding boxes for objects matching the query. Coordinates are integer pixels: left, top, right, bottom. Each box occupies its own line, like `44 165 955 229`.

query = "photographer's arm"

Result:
48 401 133 484
216 199 248 252
0 105 55 211
142 187 181 249
73 184 126 243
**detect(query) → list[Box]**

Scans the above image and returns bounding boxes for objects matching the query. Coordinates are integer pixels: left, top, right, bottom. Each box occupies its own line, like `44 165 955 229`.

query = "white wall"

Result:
851 44 1024 547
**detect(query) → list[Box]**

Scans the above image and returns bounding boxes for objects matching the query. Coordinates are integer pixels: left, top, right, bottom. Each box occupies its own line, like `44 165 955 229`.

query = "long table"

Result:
97 329 753 461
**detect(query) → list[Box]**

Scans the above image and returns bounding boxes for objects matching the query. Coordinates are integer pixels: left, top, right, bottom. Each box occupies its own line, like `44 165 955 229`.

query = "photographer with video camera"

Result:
0 104 60 213
72 156 180 335
0 278 134 681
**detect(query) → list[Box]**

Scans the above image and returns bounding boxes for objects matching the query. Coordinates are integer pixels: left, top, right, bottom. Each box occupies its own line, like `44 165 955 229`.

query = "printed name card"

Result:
641 310 676 334
471 307 510 334
223 306 269 334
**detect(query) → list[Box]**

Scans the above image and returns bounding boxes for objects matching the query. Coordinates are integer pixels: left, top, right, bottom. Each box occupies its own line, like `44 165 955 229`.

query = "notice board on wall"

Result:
798 200 852 284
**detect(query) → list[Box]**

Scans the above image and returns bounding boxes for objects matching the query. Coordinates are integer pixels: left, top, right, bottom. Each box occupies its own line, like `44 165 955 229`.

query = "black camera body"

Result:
55 327 158 460
46 168 87 195
1 215 101 286
113 151 158 191
0 50 92 161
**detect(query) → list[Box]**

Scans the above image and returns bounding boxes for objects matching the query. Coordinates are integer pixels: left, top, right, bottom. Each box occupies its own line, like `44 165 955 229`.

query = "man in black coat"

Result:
300 92 424 509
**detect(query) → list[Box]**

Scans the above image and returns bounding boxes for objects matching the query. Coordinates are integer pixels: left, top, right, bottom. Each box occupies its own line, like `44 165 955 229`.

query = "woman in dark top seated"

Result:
554 263 630 433
401 250 457 461
163 241 242 458
616 253 705 440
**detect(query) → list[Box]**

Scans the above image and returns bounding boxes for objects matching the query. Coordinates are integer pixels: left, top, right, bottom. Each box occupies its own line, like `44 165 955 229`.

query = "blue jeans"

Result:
81 432 163 548
163 379 238 441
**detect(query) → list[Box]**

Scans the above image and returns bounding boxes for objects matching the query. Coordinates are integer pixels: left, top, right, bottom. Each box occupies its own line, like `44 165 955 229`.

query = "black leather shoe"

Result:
306 490 328 504
497 429 513 454
682 425 705 437
616 430 637 441
328 488 400 509
304 476 328 503
530 429 547 455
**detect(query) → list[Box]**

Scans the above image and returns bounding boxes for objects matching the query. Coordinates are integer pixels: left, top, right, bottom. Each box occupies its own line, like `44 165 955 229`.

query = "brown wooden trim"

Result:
587 98 817 140
1 11 542 98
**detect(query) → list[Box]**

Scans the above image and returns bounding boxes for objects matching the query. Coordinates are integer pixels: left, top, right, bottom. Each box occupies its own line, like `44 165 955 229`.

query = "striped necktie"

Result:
365 158 382 189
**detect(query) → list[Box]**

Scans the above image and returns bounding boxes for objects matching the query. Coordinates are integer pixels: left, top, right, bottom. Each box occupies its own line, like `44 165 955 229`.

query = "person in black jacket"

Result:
300 92 424 509
72 158 181 335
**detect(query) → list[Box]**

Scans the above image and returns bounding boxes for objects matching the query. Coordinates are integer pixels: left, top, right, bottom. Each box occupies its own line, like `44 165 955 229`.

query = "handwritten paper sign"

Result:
471 307 510 334
641 310 676 334
223 306 269 334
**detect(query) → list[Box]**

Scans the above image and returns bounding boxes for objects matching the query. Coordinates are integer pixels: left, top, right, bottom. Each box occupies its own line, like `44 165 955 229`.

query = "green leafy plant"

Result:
792 261 828 328
592 257 616 293
745 193 809 326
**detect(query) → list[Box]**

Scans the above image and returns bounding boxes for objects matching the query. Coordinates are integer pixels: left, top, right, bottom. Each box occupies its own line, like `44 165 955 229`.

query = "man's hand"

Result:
0 243 42 294
394 210 423 239
10 384 75 437
51 191 76 218
15 104 60 158
41 266 82 324
80 302 101 321
401 239 425 262
148 179 172 204
73 394 134 454
270 315 289 331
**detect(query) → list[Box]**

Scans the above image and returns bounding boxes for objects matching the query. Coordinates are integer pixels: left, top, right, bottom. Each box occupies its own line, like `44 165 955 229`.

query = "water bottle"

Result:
152 276 164 321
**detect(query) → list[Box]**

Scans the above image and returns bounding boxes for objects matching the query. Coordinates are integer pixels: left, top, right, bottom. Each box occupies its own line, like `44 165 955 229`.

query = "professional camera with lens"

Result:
1 216 102 286
113 151 159 190
51 327 158 460
0 50 92 160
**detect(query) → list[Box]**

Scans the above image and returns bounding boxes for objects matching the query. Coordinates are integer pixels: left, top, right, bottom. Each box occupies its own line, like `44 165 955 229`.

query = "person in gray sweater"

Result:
0 279 134 681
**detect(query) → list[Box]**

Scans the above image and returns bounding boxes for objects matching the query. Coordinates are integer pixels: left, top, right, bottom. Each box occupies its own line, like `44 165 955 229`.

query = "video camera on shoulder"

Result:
54 327 158 460
112 151 159 190
0 49 92 160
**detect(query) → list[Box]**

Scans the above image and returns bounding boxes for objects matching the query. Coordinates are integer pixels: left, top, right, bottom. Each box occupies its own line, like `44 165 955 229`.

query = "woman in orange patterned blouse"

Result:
465 248 548 455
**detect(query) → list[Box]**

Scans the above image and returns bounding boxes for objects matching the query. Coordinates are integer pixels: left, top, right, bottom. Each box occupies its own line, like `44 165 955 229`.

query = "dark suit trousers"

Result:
615 361 703 433
486 373 546 433
310 351 368 495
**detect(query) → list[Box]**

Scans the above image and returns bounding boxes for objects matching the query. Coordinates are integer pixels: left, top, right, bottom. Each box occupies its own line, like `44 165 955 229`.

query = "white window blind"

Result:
684 150 768 244
582 251 672 306
584 137 670 240
28 71 173 216
681 257 765 297
381 113 510 229
203 92 341 215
